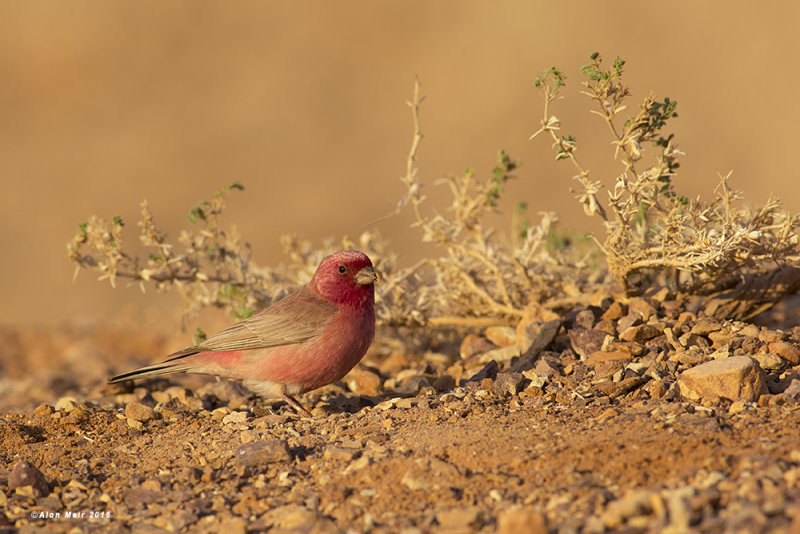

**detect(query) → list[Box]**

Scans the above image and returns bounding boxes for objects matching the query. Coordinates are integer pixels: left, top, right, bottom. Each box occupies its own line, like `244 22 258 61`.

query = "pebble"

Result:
485 326 517 347
493 372 525 396
324 447 360 462
768 341 800 365
9 460 49 497
479 344 522 364
222 411 248 425
628 298 657 320
33 404 54 416
617 313 642 333
752 352 785 371
432 374 456 392
460 334 497 360
346 367 383 396
123 488 161 509
587 350 632 365
125 401 156 422
436 507 480 528
497 506 547 534
678 356 767 402
601 489 652 528
572 308 597 330
54 397 78 412
517 319 561 357
569 328 611 360
708 330 734 348
467 360 499 383
601 301 627 321
235 439 292 466
728 400 751 414
619 324 661 343
691 318 723 336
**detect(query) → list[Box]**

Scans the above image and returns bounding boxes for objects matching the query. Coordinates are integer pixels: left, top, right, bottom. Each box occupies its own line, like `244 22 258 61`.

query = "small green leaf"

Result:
193 327 207 344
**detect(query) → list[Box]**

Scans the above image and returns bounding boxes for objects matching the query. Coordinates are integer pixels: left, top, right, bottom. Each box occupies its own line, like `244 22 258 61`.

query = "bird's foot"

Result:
282 393 313 417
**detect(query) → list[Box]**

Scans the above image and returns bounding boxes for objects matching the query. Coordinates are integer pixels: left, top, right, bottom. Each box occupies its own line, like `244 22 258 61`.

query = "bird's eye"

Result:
338 265 347 274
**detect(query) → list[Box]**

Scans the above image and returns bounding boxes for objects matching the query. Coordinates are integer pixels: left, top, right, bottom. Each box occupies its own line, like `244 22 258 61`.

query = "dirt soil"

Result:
2 296 800 533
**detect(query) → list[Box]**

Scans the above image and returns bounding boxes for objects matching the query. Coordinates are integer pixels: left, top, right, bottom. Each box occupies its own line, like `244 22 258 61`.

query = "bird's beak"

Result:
355 266 377 285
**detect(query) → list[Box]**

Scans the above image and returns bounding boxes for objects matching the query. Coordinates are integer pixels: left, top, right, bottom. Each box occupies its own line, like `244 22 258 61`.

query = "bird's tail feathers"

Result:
108 348 202 384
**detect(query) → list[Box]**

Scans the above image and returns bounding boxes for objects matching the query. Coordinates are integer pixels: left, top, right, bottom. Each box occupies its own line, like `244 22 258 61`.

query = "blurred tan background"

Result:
1 1 798 326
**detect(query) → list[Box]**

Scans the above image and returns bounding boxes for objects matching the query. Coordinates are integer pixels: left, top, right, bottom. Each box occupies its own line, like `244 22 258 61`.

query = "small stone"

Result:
728 400 750 414
396 375 431 396
493 372 526 396
601 301 627 321
759 329 785 343
212 407 232 420
9 460 49 497
55 397 78 412
125 401 156 422
123 488 160 508
568 328 611 360
586 351 632 365
485 326 517 347
432 374 456 392
602 489 652 528
678 356 767 402
222 411 248 425
436 507 480 529
768 341 800 365
497 506 547 534
708 330 734 348
264 504 330 531
346 367 383 396
619 324 661 343
235 439 291 466
738 324 760 337
141 479 161 492
617 313 642 333
753 352 785 371
478 344 522 364
324 447 360 462
628 298 656 320
466 360 499 383
401 468 431 491
534 358 560 378
609 341 644 356
517 319 561 357
572 309 597 330
690 318 723 336
782 379 800 400
157 398 195 422
33 404 54 416
429 457 460 477
460 334 497 360
375 397 401 411
126 418 144 431
594 319 616 335
647 380 668 399
396 398 417 409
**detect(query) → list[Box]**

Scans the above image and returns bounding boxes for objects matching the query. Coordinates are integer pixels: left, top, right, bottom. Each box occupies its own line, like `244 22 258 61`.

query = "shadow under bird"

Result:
109 250 377 416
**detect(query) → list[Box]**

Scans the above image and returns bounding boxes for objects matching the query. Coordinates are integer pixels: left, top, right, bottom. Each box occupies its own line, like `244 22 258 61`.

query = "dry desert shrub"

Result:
67 54 800 328
530 53 800 319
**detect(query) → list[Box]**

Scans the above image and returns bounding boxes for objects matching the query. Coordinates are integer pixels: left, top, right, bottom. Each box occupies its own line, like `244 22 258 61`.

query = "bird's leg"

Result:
282 393 313 417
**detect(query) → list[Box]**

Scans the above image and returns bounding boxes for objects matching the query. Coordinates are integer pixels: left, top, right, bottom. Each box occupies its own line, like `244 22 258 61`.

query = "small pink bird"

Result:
109 250 377 416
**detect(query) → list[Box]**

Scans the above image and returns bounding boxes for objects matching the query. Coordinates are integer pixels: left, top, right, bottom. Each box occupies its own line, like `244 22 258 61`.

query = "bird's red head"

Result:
311 250 376 307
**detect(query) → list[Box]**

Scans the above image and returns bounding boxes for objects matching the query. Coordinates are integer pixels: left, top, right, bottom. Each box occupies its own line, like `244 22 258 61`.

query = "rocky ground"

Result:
2 293 800 533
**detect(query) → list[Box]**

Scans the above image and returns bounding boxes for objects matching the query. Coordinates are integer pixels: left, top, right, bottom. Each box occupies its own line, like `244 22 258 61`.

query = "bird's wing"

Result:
187 287 338 355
